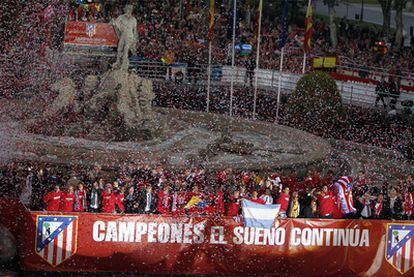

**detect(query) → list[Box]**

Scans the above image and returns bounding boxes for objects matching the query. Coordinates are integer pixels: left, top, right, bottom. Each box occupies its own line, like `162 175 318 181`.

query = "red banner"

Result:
16 211 414 276
63 21 118 47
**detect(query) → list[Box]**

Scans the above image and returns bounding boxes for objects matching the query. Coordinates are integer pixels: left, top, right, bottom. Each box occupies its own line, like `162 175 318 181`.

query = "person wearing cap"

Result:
43 184 62 211
101 184 117 213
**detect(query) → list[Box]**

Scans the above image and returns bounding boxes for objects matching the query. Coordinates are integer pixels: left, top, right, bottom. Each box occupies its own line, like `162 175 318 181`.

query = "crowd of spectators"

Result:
65 0 414 77
1 162 413 221
154 83 414 157
3 0 414 99
2 1 414 223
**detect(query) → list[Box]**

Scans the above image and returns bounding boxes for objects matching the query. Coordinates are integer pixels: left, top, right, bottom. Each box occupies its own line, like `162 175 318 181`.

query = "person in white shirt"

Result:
259 188 274 205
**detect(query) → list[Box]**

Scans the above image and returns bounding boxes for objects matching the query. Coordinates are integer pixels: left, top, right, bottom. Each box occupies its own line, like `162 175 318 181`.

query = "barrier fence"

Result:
11 210 414 276
131 60 414 112
61 20 414 113
61 51 414 115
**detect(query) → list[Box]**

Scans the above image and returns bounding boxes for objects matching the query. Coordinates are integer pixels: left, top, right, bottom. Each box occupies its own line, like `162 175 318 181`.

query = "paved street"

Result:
313 0 414 42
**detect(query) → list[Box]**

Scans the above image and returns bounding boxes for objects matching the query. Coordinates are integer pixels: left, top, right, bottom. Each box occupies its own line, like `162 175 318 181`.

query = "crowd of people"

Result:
1 1 414 223
1 162 413 221
3 0 414 99
154 83 414 158
64 0 414 77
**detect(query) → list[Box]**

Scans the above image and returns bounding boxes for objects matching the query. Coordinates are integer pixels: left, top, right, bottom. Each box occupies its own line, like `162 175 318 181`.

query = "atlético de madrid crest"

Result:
386 223 414 275
35 215 78 267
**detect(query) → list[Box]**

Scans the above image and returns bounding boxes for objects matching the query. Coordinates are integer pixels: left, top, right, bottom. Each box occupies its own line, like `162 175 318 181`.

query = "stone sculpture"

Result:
111 4 138 70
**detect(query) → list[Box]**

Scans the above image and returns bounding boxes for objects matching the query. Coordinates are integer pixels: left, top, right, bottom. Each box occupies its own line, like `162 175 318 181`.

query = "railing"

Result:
129 60 414 111
61 52 414 112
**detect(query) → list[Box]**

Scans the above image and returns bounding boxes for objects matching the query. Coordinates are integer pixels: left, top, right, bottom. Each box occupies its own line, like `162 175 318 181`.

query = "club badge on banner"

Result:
16 212 414 276
35 215 78 267
64 21 118 47
386 223 414 275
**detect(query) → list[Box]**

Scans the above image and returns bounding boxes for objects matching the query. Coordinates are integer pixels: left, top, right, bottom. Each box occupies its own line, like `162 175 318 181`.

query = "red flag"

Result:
208 0 215 40
253 1 262 39
304 0 313 53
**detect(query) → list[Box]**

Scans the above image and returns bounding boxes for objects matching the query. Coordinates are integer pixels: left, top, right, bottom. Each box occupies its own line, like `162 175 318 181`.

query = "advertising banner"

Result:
16 212 414 276
313 57 337 68
63 21 118 47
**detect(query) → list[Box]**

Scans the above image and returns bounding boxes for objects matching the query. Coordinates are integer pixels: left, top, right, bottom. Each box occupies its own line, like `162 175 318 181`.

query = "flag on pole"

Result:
304 0 313 53
252 0 263 120
254 0 263 39
242 199 281 229
278 0 289 49
208 0 215 41
227 0 239 39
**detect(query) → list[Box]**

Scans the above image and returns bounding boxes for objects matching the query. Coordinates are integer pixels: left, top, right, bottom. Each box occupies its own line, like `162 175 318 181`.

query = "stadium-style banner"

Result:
312 56 337 69
63 21 118 47
17 212 414 276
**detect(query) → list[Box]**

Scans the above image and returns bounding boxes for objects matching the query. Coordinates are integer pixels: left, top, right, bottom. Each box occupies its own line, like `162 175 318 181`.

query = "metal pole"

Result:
302 53 307 74
350 85 354 105
275 47 285 123
229 0 237 116
360 0 364 22
206 41 213 112
302 0 311 74
179 0 183 20
252 0 263 120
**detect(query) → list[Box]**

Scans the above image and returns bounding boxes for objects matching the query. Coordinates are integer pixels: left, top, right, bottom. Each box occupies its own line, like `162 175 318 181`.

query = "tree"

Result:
244 0 257 29
285 71 343 134
394 0 409 51
378 0 392 39
323 0 339 48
